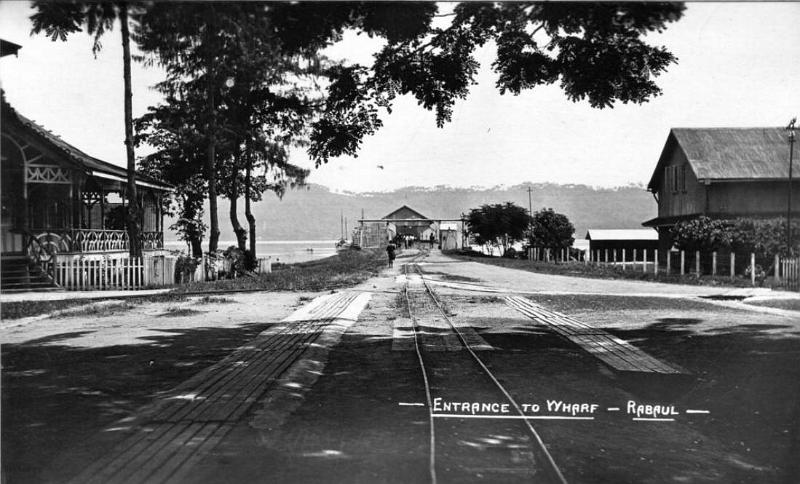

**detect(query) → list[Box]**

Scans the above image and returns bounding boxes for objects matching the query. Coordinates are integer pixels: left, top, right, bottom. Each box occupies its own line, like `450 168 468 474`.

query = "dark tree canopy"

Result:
529 207 575 249
33 2 686 257
134 2 684 165
466 202 531 254
304 1 685 163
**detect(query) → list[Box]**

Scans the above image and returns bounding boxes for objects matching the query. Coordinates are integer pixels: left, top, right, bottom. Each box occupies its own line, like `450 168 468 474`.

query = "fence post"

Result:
654 249 659 275
666 251 671 274
712 251 717 276
680 250 685 276
695 250 701 277
774 254 780 283
604 249 608 263
751 253 756 287
731 253 736 281
643 249 647 274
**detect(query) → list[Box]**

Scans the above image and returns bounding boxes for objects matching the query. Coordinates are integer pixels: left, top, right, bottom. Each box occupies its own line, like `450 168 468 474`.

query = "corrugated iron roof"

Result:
649 127 798 190
674 127 797 180
585 229 658 241
383 205 429 220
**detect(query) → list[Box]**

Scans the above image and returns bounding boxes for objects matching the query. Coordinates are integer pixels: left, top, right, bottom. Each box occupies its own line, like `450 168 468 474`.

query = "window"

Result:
664 166 672 193
665 165 687 194
680 165 687 192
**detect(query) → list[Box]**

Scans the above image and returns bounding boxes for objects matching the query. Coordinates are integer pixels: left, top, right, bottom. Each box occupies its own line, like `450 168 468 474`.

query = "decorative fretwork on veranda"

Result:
73 229 128 252
25 165 71 184
28 229 164 255
142 231 163 250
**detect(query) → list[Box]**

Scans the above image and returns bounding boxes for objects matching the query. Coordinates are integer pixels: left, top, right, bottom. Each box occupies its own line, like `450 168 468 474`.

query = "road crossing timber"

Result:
67 291 371 484
504 295 687 374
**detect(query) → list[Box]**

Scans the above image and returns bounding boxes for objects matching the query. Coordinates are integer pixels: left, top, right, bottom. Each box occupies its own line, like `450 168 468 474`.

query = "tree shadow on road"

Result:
1 321 274 484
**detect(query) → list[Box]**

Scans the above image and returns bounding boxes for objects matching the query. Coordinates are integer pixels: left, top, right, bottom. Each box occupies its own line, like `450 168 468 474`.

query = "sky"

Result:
1 2 800 193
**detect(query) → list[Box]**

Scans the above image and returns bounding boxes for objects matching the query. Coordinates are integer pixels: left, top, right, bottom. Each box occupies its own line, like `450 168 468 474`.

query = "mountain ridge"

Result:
166 183 657 242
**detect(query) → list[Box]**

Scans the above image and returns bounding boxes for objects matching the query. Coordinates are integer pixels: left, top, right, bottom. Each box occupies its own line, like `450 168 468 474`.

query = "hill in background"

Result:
166 183 656 242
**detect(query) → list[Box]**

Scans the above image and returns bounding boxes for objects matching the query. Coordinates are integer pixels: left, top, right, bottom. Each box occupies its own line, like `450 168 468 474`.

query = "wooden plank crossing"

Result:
404 276 493 352
68 292 367 484
504 295 686 374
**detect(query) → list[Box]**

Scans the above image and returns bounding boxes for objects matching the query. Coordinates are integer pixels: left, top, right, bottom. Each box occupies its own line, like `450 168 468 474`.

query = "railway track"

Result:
403 255 568 484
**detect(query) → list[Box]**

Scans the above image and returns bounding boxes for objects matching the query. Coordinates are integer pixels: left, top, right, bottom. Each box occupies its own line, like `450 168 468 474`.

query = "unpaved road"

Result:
3 250 800 483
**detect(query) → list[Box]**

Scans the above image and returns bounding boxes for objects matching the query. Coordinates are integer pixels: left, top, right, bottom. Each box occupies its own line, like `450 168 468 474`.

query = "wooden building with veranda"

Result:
643 128 800 253
1 93 171 290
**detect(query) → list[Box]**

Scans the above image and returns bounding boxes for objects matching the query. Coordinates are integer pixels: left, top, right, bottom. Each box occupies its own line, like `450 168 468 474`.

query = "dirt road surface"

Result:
3 249 800 483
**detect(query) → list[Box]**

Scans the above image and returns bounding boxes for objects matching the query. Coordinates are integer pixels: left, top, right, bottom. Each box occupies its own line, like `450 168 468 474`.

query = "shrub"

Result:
671 216 730 252
528 208 575 252
223 245 249 277
175 254 200 283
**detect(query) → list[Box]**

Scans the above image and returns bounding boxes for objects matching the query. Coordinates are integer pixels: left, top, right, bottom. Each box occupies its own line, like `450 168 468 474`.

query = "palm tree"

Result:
31 1 143 257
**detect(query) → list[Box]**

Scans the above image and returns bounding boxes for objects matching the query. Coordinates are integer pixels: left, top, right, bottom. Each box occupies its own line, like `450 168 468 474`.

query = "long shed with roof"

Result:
585 229 658 261
643 127 799 251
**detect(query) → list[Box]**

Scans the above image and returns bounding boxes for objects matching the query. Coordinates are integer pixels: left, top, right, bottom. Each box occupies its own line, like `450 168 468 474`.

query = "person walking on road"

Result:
386 242 396 268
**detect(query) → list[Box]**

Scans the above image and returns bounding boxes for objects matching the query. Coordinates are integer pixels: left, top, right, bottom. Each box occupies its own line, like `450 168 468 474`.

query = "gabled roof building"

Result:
643 127 798 251
2 92 171 263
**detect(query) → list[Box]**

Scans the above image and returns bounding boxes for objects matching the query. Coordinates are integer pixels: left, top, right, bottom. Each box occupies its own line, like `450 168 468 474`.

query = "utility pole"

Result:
788 118 796 255
527 186 533 216
526 186 534 247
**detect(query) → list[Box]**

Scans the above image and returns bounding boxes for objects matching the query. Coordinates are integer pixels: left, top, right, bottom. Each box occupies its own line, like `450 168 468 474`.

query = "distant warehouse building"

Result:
585 229 659 262
355 205 465 249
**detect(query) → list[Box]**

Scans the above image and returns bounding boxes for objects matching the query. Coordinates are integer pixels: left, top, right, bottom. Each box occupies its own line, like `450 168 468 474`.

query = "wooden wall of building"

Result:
656 144 703 218
706 180 800 215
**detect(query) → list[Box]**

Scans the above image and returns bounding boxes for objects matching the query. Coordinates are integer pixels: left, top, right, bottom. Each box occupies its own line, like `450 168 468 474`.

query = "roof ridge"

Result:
671 126 784 130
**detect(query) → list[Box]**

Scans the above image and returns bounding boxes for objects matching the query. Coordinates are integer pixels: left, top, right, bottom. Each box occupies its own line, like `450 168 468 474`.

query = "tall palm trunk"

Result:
205 7 220 253
229 191 247 250
120 4 141 258
228 145 247 250
183 192 204 258
245 158 256 258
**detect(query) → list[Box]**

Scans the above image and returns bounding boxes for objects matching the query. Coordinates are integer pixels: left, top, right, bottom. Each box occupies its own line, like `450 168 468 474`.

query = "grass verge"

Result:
172 248 385 294
1 293 189 322
2 250 384 321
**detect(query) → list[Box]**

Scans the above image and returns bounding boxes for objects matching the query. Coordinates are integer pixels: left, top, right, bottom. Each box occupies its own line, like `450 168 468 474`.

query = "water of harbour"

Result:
164 240 339 264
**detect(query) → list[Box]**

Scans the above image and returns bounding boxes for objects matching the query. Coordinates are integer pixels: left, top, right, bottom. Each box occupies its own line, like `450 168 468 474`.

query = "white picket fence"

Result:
528 246 800 291
781 257 800 291
52 256 176 291
52 254 274 291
